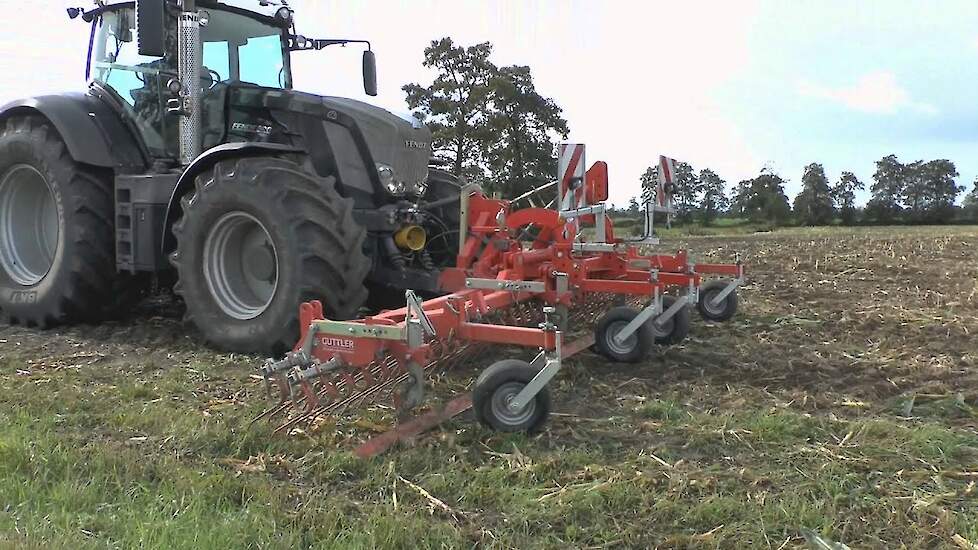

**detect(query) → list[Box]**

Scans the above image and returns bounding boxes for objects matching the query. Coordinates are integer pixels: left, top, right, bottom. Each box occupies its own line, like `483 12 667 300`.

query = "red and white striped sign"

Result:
657 155 677 208
558 143 586 211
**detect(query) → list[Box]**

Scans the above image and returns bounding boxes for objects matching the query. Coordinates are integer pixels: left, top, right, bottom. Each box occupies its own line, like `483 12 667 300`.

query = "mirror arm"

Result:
289 36 371 52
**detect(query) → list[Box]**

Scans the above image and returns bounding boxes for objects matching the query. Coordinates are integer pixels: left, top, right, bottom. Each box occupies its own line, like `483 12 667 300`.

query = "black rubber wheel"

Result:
0 116 116 327
421 168 461 267
473 359 551 433
650 295 691 346
594 306 654 363
697 280 738 322
171 157 370 355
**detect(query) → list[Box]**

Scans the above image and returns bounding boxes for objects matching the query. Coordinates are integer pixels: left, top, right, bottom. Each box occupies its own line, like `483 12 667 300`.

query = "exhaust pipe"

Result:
177 2 202 164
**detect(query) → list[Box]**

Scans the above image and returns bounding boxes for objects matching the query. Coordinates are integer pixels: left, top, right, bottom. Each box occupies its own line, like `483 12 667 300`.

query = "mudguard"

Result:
160 141 302 254
0 92 144 170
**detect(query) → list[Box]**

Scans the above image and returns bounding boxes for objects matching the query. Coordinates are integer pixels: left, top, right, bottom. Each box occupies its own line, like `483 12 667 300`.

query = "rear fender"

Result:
0 93 145 169
160 142 302 254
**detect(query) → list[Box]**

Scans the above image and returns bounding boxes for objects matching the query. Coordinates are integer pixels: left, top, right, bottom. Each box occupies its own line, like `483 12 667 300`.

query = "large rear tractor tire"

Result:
171 157 370 355
422 168 462 267
0 116 116 327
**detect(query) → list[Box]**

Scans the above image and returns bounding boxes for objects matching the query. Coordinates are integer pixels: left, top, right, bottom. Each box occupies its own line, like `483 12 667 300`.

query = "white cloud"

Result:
798 71 937 115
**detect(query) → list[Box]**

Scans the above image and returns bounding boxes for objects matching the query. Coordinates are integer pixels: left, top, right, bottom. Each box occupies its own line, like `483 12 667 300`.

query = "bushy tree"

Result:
792 163 834 225
832 171 864 225
404 39 568 197
865 154 906 223
484 65 569 198
732 170 791 225
402 38 496 182
698 168 728 225
905 159 960 223
864 155 961 224
627 196 641 215
963 179 978 223
672 162 701 223
639 166 657 206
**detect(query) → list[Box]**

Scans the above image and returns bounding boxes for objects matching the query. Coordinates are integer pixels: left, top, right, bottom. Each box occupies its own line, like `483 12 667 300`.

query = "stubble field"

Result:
1 226 976 549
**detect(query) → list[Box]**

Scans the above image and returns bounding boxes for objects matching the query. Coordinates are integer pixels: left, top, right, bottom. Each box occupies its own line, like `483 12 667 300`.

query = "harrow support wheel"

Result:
594 306 654 363
697 280 739 322
650 295 690 346
473 359 552 433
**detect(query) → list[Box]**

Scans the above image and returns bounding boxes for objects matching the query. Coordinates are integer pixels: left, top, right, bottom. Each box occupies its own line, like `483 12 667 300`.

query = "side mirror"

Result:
362 50 378 97
136 0 166 57
585 161 609 204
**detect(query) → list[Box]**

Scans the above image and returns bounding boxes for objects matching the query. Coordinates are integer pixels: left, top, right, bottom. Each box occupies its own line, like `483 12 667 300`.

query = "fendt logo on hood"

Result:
404 140 430 150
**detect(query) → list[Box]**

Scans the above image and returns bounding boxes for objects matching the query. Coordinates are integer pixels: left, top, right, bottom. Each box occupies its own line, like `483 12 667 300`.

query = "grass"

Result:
1 225 978 548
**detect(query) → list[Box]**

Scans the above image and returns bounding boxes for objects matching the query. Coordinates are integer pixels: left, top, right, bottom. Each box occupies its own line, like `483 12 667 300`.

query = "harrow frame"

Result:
257 146 746 455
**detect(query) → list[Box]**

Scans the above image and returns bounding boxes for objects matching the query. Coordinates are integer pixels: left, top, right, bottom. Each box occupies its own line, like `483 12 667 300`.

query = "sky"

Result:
2 0 977 207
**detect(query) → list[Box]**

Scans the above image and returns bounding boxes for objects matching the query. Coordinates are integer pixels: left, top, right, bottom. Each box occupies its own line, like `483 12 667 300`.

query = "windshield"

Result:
201 8 291 89
89 6 291 158
91 7 171 156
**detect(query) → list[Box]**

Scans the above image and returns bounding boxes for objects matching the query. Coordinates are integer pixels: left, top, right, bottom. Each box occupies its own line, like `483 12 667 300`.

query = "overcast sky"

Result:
3 1 977 207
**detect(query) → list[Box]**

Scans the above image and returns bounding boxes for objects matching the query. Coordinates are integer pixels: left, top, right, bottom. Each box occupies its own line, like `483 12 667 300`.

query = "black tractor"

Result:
0 0 460 354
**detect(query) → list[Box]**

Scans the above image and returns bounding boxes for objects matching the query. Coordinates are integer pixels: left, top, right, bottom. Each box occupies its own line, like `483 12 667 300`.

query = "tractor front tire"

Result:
0 116 116 327
171 157 370 355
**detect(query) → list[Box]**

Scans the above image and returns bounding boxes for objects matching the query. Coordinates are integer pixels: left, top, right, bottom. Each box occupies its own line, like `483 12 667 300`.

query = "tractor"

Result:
0 0 460 354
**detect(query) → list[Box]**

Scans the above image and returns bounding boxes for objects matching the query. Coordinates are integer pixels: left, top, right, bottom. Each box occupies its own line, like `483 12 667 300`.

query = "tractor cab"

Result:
82 1 380 164
87 2 292 160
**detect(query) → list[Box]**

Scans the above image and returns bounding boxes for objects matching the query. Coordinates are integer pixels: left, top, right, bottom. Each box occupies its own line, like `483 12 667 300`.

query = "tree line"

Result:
618 155 978 227
404 38 978 226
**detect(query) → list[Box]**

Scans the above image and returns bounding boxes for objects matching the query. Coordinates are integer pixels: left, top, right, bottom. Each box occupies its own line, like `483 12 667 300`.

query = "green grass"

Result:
1 357 975 549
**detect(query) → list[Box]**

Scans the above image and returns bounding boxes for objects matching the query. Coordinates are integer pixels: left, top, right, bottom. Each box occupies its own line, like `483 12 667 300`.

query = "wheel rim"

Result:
651 316 675 339
490 381 537 427
605 319 638 355
701 290 725 317
0 164 59 286
202 211 279 320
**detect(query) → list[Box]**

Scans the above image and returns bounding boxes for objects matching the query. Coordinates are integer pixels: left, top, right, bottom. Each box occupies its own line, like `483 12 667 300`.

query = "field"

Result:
1 226 977 549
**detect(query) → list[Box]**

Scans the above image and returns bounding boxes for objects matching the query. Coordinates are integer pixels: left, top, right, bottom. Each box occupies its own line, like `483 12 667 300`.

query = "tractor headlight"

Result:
376 163 429 197
376 163 400 194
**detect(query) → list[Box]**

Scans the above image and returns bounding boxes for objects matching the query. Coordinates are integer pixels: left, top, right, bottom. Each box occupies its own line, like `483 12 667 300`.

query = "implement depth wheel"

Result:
594 306 653 363
650 295 690 346
697 280 738 322
473 359 551 433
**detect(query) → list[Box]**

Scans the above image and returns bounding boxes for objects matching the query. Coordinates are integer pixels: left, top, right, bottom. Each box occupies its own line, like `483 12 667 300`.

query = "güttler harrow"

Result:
255 144 745 457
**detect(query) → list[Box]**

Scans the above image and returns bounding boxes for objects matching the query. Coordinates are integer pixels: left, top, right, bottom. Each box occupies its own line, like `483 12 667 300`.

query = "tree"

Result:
672 162 701 223
832 171 864 225
403 38 496 182
403 38 569 198
792 163 834 225
865 154 905 224
627 196 641 216
698 168 728 225
906 159 960 223
963 179 978 223
730 179 751 218
483 64 569 198
731 169 791 225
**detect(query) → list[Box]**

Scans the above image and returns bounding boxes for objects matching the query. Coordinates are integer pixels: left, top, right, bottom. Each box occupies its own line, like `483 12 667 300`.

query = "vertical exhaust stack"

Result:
178 1 202 164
